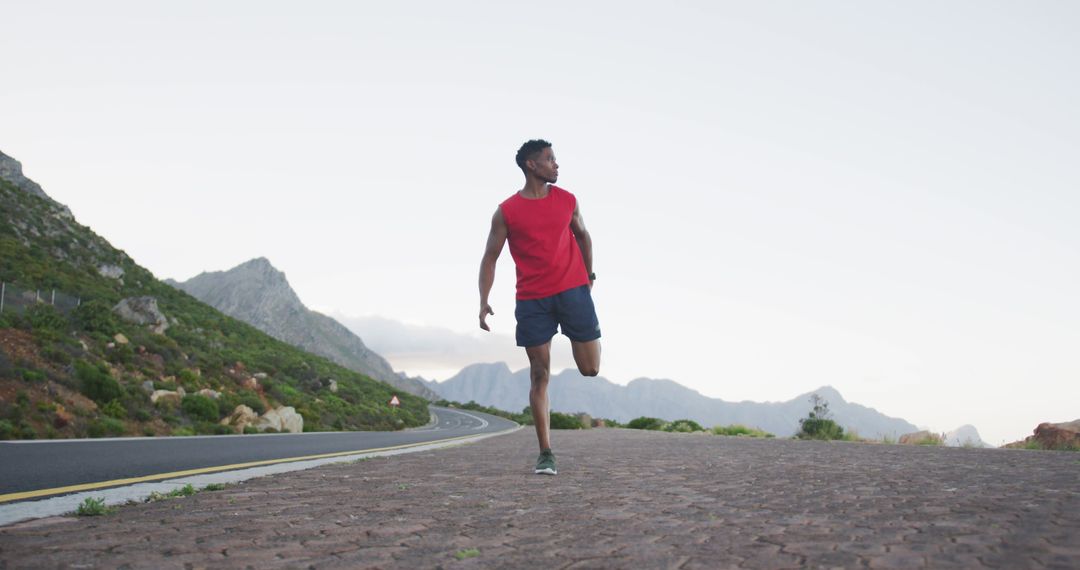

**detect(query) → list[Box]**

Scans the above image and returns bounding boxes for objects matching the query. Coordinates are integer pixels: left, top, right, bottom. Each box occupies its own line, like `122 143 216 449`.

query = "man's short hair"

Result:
515 139 552 172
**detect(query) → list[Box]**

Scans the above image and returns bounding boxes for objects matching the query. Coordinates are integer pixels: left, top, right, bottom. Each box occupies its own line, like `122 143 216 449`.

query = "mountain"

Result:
0 150 429 439
433 362 918 439
166 259 438 400
944 424 989 448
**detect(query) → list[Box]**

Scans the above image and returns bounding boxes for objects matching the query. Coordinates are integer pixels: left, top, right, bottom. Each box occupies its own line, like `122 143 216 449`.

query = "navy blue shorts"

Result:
515 285 601 347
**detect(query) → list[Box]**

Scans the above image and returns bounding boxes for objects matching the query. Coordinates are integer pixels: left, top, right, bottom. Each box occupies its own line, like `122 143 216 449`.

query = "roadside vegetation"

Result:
435 399 622 430
795 394 859 441
624 416 774 438
73 482 230 517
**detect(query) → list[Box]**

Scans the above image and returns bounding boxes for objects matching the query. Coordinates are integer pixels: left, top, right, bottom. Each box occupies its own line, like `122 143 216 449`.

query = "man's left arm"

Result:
570 202 594 288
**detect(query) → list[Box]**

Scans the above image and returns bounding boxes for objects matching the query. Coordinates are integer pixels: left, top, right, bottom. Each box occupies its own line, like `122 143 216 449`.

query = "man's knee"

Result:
577 364 599 377
530 364 550 386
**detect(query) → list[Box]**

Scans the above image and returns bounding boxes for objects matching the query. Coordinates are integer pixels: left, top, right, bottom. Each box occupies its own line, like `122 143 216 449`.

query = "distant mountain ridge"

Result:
167 258 438 400
431 362 919 439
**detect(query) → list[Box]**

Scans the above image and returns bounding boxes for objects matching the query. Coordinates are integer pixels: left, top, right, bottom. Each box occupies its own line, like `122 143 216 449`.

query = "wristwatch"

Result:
589 272 597 281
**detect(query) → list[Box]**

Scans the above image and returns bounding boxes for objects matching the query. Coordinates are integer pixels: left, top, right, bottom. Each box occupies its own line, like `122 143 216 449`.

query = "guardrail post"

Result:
0 282 5 314
51 289 56 305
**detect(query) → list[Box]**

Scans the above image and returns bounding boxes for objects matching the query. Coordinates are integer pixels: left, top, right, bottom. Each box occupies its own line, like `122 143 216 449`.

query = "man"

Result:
478 139 601 476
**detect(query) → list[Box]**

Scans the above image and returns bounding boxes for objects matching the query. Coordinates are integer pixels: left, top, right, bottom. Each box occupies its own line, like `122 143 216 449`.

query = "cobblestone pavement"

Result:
1 428 1078 569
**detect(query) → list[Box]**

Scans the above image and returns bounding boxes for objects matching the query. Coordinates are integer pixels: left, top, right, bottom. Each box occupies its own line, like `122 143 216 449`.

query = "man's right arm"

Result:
479 207 508 331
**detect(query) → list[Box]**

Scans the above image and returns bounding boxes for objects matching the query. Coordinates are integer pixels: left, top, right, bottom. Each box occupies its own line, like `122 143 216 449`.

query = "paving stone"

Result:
0 429 1077 568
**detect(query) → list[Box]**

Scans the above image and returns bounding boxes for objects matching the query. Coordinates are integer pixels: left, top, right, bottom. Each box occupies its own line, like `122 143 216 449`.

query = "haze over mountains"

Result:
167 259 439 400
429 362 921 439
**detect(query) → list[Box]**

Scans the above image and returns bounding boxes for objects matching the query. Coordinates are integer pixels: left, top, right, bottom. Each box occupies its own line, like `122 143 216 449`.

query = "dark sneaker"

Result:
535 449 557 475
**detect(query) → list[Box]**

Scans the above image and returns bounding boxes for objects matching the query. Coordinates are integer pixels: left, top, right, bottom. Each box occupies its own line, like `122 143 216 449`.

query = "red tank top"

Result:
499 185 590 300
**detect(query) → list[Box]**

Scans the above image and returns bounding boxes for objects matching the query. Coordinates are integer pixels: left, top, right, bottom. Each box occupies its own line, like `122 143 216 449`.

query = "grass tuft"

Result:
455 548 480 560
75 496 113 516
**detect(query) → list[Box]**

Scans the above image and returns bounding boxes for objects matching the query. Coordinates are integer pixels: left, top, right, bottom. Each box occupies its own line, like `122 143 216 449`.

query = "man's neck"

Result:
520 179 550 199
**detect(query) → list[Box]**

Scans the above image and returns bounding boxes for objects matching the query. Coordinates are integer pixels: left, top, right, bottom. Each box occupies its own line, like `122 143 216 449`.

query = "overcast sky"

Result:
3 1 1077 445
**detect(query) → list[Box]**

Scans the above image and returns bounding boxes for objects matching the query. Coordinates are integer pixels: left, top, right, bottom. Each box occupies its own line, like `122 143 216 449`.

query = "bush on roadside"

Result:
549 411 584 430
87 417 126 438
627 416 667 431
75 359 123 404
796 394 846 441
664 419 704 433
712 424 774 438
182 394 219 422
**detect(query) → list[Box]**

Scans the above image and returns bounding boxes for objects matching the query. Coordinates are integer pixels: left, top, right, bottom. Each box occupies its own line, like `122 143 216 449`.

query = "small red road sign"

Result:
389 395 400 407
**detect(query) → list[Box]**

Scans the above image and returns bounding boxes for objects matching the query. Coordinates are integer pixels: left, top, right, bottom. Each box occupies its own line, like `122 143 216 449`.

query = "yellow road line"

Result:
0 432 490 504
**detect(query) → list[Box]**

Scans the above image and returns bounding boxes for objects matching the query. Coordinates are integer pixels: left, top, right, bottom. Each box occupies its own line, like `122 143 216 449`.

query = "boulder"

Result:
197 388 221 400
253 372 268 380
141 380 155 394
255 406 304 433
328 379 339 393
97 264 124 280
899 430 943 445
113 333 129 345
113 296 169 334
150 389 182 405
1029 420 1080 450
220 405 259 433
241 377 259 391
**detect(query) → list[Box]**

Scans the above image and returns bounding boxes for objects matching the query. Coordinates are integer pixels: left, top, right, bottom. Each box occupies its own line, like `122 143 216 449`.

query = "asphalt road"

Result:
0 406 516 498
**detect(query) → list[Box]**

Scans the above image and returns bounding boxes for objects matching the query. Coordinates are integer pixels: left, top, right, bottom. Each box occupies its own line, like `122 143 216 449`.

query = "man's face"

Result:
528 147 559 183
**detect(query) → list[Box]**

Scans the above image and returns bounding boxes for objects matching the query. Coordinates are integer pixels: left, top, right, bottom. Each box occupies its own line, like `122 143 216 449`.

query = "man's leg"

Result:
525 342 552 451
571 339 601 377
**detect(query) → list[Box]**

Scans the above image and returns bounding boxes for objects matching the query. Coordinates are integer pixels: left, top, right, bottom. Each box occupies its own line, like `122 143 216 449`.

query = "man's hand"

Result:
479 304 494 331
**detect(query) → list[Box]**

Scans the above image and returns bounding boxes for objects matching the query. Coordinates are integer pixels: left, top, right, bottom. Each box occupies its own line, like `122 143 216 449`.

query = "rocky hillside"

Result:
432 362 919 439
0 150 428 439
166 258 438 400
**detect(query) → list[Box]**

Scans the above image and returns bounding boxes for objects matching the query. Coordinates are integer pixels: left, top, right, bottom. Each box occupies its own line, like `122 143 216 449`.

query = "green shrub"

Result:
75 359 122 404
181 395 219 422
74 299 118 334
105 344 133 365
18 422 36 440
75 497 113 516
0 420 15 440
549 411 584 430
797 417 845 440
102 399 127 419
797 394 846 441
177 368 200 385
664 419 704 433
627 416 667 431
88 417 125 438
712 424 773 438
133 409 151 422
42 346 72 365
26 303 67 333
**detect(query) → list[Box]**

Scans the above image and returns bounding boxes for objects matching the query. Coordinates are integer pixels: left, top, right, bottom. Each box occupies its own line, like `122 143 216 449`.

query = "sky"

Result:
2 1 1078 445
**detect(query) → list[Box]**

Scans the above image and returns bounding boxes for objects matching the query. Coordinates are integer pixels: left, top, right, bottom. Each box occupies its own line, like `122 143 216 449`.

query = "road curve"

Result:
0 406 516 501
